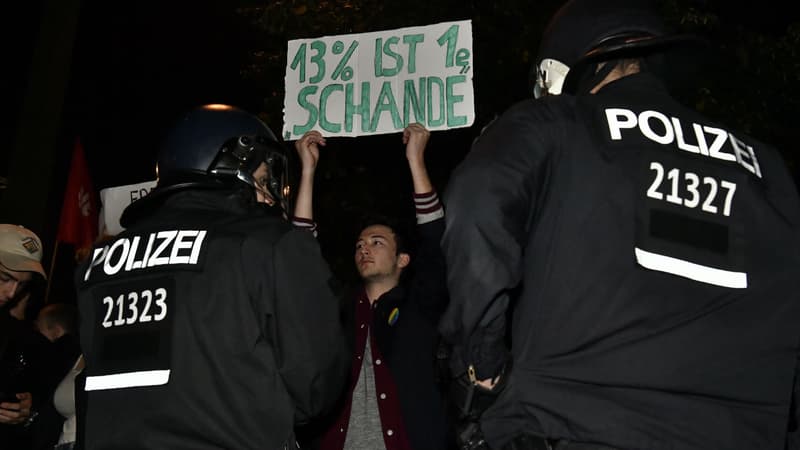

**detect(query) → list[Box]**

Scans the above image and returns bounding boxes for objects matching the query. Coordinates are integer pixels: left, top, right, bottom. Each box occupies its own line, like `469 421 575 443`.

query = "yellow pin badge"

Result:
388 307 400 326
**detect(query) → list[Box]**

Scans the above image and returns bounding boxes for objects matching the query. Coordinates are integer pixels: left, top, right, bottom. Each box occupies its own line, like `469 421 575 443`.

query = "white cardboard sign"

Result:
283 20 475 140
98 180 157 235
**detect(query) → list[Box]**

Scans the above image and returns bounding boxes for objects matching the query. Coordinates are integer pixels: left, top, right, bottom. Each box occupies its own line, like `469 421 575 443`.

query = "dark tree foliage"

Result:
234 0 799 282
662 0 800 178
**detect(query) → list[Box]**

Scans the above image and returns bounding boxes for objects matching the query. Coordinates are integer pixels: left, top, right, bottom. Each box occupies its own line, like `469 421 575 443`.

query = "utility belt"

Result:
458 421 558 450
447 348 621 450
451 366 618 450
501 434 560 450
464 431 620 450
502 435 620 450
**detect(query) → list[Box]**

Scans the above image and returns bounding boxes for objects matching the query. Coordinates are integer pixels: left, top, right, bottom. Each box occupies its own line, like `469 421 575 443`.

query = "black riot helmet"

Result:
532 0 701 98
121 104 289 227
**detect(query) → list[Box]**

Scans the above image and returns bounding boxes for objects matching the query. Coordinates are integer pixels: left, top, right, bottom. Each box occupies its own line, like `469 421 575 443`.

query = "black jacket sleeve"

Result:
789 351 799 450
252 228 348 424
439 98 567 379
407 217 449 323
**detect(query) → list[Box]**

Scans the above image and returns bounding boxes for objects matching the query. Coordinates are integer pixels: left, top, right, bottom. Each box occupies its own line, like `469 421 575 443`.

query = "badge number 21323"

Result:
101 288 168 328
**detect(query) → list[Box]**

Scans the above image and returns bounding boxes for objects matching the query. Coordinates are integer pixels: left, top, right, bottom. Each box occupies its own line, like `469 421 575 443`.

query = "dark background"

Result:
2 0 799 300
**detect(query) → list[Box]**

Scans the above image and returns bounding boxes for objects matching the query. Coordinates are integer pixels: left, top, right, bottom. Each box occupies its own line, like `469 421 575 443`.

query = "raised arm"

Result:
402 124 448 322
292 131 325 233
404 123 444 225
404 123 433 195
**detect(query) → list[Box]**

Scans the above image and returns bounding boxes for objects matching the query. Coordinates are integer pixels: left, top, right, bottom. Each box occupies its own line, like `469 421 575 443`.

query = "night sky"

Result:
69 0 262 190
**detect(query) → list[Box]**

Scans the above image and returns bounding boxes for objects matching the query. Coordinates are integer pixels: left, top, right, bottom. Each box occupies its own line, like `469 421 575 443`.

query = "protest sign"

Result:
283 20 474 140
98 180 156 236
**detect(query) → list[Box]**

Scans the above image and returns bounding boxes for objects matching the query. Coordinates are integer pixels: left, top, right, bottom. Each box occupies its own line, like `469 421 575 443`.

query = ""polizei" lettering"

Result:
605 108 762 178
84 230 207 281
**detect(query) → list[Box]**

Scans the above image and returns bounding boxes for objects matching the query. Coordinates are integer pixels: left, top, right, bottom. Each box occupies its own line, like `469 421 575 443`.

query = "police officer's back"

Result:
439 1 800 449
76 105 348 449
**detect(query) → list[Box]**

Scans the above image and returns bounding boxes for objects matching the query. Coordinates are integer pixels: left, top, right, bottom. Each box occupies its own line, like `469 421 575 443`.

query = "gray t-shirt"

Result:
343 332 386 450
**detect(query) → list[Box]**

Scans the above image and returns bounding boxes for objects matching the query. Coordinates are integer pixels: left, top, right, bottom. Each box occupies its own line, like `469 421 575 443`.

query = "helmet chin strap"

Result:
253 184 276 206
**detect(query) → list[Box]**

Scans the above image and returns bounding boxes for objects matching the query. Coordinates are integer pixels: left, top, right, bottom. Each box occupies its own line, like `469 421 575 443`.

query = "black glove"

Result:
457 420 491 450
451 361 510 420
451 362 511 450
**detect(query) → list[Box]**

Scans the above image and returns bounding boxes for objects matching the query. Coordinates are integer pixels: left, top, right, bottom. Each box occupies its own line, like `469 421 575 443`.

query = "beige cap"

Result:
0 224 46 279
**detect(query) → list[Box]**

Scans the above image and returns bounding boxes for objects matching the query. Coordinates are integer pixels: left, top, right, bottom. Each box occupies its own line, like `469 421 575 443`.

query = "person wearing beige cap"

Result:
0 224 45 438
0 224 46 309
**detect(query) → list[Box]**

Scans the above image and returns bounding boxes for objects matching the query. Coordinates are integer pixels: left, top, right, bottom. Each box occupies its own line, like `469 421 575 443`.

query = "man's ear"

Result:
397 252 410 269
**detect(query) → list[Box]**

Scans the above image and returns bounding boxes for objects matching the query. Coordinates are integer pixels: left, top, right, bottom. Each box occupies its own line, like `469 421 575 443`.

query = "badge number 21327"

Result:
646 161 737 217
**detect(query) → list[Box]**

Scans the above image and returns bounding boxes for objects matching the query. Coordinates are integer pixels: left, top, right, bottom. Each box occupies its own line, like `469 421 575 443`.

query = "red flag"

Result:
57 139 98 250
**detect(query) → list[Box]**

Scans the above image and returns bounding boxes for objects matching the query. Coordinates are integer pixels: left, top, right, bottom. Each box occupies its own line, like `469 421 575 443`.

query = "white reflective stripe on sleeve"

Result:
85 370 170 391
634 247 748 289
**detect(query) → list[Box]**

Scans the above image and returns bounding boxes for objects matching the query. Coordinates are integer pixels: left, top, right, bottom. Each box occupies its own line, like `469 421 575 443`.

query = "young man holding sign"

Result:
292 124 451 450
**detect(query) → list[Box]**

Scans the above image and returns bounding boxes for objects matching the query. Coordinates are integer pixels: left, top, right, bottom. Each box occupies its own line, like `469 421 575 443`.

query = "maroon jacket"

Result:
320 216 450 450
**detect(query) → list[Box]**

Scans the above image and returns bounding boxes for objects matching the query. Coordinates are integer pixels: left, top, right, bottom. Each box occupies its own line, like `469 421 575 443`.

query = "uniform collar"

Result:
590 71 668 98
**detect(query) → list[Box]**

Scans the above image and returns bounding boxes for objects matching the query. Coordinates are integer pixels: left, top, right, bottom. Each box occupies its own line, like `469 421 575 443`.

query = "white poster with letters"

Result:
99 180 157 236
283 20 475 140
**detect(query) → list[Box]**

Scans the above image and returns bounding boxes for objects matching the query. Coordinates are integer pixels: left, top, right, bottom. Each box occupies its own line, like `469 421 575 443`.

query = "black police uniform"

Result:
76 189 348 449
439 72 800 449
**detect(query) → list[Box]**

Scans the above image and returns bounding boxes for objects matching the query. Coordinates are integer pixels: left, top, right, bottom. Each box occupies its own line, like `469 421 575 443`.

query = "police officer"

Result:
76 105 348 449
439 1 800 449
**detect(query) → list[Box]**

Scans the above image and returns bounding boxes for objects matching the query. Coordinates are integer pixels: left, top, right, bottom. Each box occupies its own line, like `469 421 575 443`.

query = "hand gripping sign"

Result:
283 21 475 140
